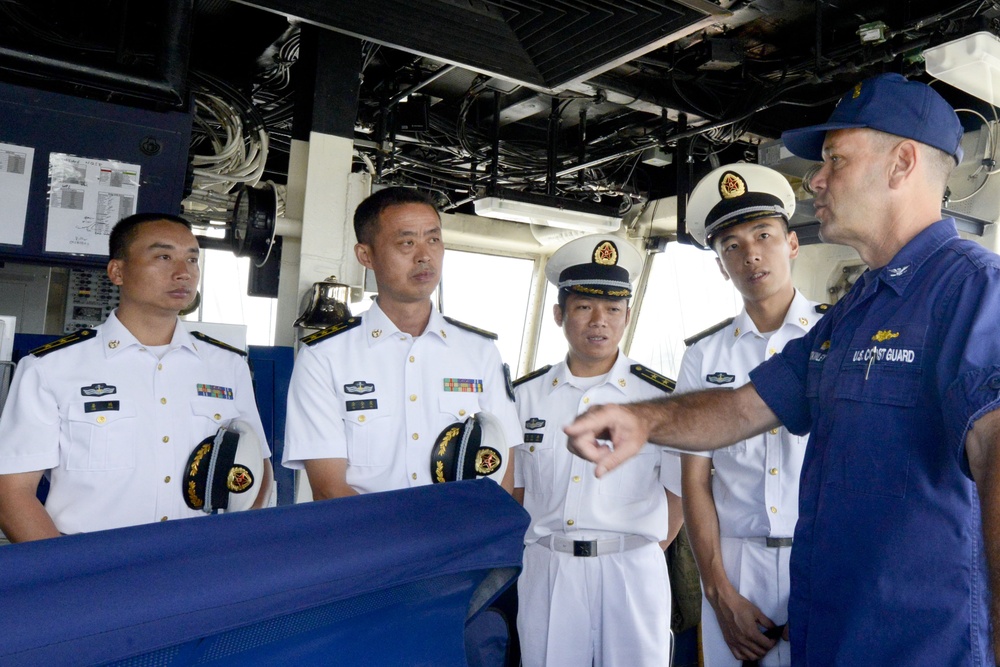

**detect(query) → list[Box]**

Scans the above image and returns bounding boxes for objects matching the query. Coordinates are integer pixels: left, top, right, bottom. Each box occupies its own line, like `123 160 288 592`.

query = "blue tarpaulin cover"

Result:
0 479 528 666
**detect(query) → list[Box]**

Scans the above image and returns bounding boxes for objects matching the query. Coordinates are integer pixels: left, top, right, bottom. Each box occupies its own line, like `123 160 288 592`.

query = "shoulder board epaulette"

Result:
30 329 96 357
443 316 498 340
300 317 362 346
684 317 735 348
814 303 832 314
191 331 247 356
513 365 552 389
630 364 676 393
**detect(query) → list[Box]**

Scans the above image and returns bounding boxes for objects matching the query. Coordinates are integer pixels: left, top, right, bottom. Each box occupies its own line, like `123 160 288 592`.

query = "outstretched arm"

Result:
565 384 779 477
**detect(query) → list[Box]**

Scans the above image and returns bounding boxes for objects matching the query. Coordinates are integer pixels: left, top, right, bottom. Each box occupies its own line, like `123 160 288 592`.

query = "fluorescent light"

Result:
925 31 1000 105
474 195 621 233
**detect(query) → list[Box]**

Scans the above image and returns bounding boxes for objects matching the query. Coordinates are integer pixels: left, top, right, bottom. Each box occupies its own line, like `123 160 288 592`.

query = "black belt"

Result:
765 537 793 548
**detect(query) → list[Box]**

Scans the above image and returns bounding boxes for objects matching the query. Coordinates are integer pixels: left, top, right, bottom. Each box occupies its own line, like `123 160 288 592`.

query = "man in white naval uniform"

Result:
513 234 683 667
678 164 823 666
283 187 520 497
0 213 272 542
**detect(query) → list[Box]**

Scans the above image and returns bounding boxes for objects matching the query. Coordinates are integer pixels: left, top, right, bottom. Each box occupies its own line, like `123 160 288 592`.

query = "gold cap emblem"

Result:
593 240 618 266
719 171 747 199
227 465 254 493
475 447 502 475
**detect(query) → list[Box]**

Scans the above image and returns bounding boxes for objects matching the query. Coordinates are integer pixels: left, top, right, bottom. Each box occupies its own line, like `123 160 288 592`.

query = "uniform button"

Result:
162 436 169 443
164 476 171 483
160 516 168 522
409 355 415 363
770 468 778 476
566 519 575 526
214 413 221 421
160 397 167 405
770 506 778 514
572 475 581 483
358 415 366 423
459 409 466 416
96 416 106 424
989 376 1000 390
769 428 779 435
412 473 417 480
157 363 163 371
529 445 535 452
583 397 590 404
409 394 417 402
412 433 419 440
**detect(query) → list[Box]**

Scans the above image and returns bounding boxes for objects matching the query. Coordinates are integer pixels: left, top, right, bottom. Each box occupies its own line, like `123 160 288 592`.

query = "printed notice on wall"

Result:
45 152 140 256
0 142 35 246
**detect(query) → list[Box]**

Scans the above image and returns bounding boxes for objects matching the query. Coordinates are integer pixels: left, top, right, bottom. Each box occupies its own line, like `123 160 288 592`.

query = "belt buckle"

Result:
573 540 597 557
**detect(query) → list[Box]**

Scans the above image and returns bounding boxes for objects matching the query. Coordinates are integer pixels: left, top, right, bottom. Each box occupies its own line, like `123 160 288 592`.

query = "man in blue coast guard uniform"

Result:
565 73 1000 665
283 187 520 497
0 213 272 542
513 234 682 666
679 163 824 666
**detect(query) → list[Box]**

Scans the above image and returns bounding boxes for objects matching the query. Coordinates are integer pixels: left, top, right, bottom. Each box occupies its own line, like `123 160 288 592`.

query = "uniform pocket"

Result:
344 409 393 467
66 400 138 471
520 433 554 495
599 448 661 499
438 393 479 421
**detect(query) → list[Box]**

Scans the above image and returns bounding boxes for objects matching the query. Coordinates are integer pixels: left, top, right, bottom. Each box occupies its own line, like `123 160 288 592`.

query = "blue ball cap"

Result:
781 73 964 164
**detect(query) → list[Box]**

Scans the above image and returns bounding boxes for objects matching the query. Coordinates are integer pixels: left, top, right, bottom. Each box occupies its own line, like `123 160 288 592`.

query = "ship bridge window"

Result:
438 249 535 369
628 243 741 379
185 248 279 346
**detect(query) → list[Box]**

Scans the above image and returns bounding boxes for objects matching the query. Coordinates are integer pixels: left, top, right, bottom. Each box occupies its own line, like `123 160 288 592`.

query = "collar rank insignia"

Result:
706 371 736 385
525 417 546 430
888 265 909 277
344 381 375 395
81 383 117 397
630 364 676 393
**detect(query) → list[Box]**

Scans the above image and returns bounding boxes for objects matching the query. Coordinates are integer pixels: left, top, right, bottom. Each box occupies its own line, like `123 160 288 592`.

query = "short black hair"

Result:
556 288 628 313
353 187 438 245
109 212 192 260
710 216 790 253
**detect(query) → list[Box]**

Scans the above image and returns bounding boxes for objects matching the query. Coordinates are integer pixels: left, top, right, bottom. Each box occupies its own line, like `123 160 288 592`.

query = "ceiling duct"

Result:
232 0 728 91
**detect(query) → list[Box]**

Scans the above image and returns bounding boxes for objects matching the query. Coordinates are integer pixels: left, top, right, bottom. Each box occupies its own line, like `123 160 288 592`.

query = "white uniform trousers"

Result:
518 540 672 667
701 537 791 667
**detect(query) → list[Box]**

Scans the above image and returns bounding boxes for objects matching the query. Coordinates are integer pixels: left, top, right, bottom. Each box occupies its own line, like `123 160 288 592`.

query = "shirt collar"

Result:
730 289 815 342
100 311 197 358
874 218 959 296
549 351 630 396
363 300 448 346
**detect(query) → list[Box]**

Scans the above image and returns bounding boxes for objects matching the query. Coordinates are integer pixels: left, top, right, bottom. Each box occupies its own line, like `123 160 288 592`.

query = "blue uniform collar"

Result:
868 218 959 296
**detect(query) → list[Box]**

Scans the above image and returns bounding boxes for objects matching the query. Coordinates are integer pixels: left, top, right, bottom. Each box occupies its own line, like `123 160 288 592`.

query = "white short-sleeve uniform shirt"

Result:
0 311 269 534
283 300 521 494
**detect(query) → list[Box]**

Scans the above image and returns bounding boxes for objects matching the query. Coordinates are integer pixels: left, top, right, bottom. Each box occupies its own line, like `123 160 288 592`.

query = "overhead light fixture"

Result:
473 188 622 233
925 31 1000 105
